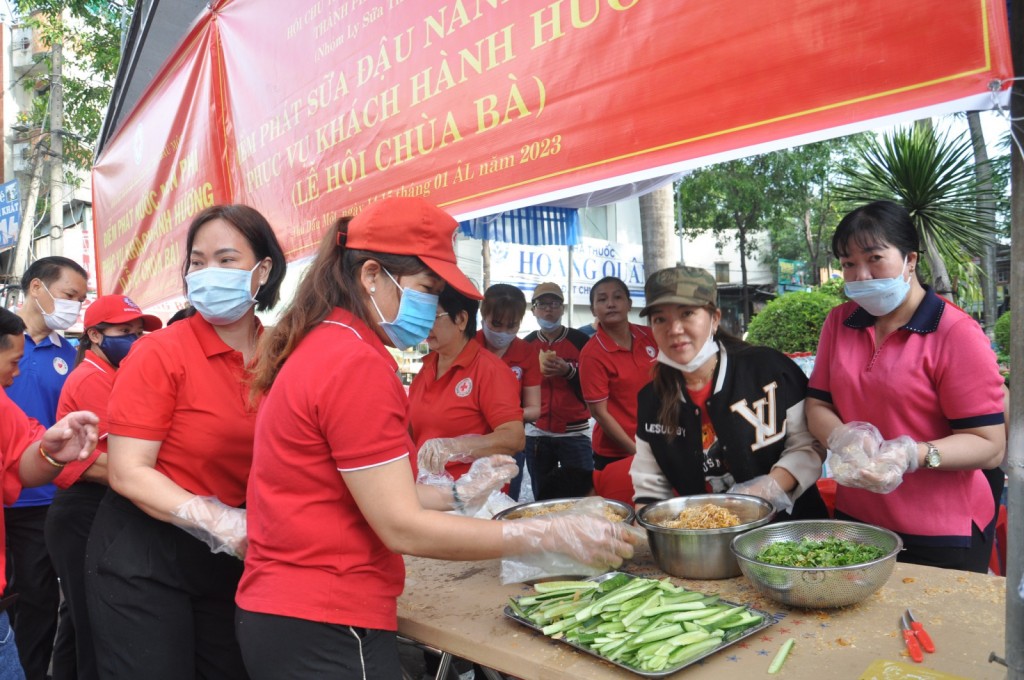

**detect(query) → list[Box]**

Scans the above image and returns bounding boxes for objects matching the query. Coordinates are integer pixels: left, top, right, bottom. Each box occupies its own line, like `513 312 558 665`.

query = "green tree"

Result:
834 123 1002 303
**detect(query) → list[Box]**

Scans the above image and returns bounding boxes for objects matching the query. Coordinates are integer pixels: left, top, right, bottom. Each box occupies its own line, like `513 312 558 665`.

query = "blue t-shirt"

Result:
5 332 76 507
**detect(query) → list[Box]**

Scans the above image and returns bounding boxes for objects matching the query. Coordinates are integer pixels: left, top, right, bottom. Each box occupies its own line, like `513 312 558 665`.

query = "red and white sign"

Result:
92 0 1013 307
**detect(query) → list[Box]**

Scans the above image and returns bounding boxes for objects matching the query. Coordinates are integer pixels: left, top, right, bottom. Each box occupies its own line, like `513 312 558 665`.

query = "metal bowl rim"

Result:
636 494 776 535
729 519 904 571
492 497 635 521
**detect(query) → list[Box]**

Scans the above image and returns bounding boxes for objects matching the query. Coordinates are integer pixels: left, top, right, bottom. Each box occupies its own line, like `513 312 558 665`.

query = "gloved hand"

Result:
416 437 478 474
729 474 794 515
170 496 247 559
501 515 642 570
828 422 918 494
451 455 518 515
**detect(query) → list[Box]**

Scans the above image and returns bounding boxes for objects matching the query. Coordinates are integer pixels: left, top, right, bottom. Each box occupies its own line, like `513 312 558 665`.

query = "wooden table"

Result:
398 542 1007 679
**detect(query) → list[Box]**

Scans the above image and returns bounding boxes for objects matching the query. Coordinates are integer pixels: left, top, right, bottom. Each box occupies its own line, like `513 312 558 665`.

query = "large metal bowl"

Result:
637 494 776 579
730 520 903 608
492 497 635 524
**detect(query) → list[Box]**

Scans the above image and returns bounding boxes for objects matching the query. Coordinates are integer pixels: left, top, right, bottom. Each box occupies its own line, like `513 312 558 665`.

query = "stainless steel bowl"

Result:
637 494 775 579
492 497 636 524
730 520 902 608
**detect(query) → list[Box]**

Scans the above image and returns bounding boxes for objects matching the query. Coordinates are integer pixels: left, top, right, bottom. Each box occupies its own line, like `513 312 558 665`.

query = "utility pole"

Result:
5 146 44 308
48 39 62 252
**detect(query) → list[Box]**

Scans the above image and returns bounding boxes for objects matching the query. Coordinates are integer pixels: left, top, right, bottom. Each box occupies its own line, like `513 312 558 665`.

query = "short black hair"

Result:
832 200 920 260
0 308 26 350
167 306 195 325
538 467 595 501
589 276 629 308
481 284 527 326
21 256 88 292
180 205 287 311
438 285 478 339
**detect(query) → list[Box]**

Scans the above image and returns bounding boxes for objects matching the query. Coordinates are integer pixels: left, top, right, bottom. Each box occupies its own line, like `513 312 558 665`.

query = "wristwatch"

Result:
922 442 941 469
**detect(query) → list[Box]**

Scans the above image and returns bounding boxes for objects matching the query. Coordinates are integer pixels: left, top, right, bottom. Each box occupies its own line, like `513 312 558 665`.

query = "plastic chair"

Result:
989 504 1008 576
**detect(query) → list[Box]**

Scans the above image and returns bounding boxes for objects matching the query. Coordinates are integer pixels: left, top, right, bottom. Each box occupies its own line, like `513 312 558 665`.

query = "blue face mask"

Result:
483 324 517 350
185 263 261 326
536 317 560 332
844 257 910 317
371 270 439 350
99 334 138 368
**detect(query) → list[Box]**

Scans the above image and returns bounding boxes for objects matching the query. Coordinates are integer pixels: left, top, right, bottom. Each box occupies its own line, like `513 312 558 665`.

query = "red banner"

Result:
92 0 1013 307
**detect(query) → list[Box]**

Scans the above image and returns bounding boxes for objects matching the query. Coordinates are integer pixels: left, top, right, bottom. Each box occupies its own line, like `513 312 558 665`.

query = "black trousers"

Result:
85 490 247 680
44 482 107 680
236 608 401 680
4 505 59 680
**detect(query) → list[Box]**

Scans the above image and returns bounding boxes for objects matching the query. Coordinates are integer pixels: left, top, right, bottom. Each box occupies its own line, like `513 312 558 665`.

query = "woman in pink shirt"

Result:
806 201 1004 572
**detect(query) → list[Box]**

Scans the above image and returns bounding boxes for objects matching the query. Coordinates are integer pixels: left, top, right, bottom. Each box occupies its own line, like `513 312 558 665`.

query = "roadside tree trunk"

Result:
966 111 998 330
639 185 678 276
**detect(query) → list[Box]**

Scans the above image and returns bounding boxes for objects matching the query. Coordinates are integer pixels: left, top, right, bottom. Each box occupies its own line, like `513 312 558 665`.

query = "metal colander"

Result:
730 520 902 608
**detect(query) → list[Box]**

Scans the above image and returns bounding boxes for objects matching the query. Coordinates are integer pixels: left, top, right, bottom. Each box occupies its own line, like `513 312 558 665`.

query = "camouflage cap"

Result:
639 265 717 317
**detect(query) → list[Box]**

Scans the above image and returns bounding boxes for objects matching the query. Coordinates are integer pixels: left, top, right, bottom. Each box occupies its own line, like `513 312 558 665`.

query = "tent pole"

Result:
566 245 574 327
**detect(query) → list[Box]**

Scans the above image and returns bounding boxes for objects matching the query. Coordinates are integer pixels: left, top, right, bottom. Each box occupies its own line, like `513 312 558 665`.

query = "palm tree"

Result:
835 123 1002 301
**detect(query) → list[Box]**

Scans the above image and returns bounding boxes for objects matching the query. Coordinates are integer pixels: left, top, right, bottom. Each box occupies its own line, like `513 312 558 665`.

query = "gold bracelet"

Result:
38 444 65 469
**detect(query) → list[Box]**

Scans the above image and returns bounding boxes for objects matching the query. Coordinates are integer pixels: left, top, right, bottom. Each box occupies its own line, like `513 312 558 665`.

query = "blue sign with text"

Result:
0 181 21 250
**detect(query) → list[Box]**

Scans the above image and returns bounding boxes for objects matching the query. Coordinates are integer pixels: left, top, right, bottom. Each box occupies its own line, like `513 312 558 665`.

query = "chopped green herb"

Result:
755 538 886 567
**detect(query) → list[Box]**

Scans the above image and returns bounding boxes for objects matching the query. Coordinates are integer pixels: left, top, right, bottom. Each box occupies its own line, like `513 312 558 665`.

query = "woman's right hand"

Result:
827 422 918 493
501 515 641 569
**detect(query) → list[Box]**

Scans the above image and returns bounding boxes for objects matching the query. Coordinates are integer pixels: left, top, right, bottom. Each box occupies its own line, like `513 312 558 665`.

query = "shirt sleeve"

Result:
520 342 542 388
54 367 110 488
630 437 673 503
771 399 824 500
579 345 610 403
107 335 180 440
477 360 525 430
933 315 1006 428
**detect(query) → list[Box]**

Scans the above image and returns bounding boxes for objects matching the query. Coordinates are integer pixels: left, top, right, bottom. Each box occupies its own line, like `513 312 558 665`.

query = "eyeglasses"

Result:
435 312 449 319
533 301 563 311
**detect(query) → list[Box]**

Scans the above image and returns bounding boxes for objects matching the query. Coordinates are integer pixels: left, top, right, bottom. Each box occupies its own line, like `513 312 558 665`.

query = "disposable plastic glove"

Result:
828 422 918 494
416 437 478 474
170 496 247 559
729 475 794 515
501 515 641 570
859 435 918 494
452 455 518 515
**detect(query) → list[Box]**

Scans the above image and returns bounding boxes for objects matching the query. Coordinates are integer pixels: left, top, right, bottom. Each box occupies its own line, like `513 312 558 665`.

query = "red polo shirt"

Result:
237 308 412 630
579 323 658 459
54 351 113 488
592 456 635 506
474 331 541 387
107 314 259 507
0 390 45 591
409 339 523 480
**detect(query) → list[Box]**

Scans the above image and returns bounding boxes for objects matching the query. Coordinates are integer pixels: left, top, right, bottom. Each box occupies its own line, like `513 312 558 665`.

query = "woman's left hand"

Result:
41 411 100 464
728 475 793 514
452 455 518 514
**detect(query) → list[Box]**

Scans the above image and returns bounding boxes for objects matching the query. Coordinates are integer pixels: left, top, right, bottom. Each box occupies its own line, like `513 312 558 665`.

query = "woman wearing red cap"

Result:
85 205 286 680
45 294 161 680
237 197 637 679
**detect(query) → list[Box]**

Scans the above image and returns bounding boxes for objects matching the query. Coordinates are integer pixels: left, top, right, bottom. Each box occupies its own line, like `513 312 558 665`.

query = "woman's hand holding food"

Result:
828 422 918 494
169 496 248 559
416 437 476 474
501 515 641 569
451 455 518 514
729 474 793 514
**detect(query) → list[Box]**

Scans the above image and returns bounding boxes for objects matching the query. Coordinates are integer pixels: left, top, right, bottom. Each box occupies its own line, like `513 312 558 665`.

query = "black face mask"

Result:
99 334 138 368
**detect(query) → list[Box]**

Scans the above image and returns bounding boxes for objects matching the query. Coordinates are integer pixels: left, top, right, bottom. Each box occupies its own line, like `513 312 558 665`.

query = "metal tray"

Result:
503 572 776 678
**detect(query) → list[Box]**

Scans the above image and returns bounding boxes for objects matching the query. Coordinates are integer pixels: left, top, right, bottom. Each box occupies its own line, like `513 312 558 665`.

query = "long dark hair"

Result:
251 216 427 395
652 316 750 441
74 322 112 367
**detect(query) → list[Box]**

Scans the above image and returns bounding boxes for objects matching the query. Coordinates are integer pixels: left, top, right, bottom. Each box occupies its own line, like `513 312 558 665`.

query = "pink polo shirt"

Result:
809 290 1004 545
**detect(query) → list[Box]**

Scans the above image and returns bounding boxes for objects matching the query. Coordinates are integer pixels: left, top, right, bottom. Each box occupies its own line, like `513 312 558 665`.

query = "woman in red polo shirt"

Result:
472 283 541 499
45 294 161 680
85 205 286 680
410 285 524 482
236 197 637 679
579 276 658 470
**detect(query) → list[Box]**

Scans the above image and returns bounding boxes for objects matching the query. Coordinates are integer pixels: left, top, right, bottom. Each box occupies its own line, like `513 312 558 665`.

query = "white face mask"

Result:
483 324 516 350
657 327 719 373
36 284 82 331
843 256 911 317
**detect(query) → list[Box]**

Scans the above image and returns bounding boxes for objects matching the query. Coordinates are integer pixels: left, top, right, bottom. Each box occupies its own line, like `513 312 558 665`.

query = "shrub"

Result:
746 290 843 354
995 311 1011 355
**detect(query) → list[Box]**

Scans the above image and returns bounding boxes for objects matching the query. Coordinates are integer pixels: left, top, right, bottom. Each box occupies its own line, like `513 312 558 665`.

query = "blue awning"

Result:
459 206 580 246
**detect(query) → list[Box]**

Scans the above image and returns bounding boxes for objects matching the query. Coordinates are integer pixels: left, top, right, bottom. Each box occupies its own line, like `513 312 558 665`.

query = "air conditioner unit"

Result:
12 143 31 173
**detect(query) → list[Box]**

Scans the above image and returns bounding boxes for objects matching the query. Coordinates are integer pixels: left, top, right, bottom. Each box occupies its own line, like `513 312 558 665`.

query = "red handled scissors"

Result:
905 609 935 653
900 613 923 662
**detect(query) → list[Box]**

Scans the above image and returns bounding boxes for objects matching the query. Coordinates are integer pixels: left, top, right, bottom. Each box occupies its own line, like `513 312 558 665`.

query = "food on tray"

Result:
656 503 741 529
507 574 769 674
504 501 627 522
755 537 888 567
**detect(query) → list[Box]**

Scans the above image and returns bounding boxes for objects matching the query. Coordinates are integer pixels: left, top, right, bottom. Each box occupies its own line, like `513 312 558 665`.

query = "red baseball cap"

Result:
84 295 162 332
346 197 482 300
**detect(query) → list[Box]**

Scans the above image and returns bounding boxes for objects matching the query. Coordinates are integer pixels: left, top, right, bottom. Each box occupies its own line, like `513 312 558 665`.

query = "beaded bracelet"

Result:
38 444 65 469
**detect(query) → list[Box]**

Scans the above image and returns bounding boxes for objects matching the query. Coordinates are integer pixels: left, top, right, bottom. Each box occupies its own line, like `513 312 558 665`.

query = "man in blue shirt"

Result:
5 256 87 680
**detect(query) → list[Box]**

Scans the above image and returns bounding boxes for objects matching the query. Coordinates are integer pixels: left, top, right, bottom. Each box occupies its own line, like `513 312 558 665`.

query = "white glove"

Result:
828 422 918 494
416 437 477 474
170 496 247 559
452 455 518 515
501 515 641 570
729 474 794 515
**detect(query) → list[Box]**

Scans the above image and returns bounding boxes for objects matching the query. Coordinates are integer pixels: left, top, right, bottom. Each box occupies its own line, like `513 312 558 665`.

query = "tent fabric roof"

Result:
459 206 581 246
